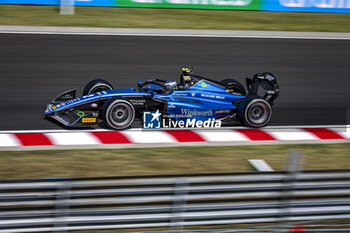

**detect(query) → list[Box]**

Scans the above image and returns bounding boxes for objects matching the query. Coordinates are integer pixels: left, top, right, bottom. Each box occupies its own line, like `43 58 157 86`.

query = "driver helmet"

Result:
165 80 177 89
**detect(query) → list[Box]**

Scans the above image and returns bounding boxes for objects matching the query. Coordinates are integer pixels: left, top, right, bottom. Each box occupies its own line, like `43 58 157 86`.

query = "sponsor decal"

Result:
82 118 97 123
66 98 80 104
143 110 162 129
102 91 108 94
144 109 221 129
201 94 225 99
163 118 221 128
191 92 196 97
214 109 232 114
83 94 94 99
130 99 146 106
262 0 350 12
90 103 98 108
265 73 275 82
200 81 208 88
278 0 350 8
181 109 213 116
144 109 222 129
168 104 176 108
61 94 74 100
52 106 57 110
201 93 214 98
77 111 85 117
174 93 187 96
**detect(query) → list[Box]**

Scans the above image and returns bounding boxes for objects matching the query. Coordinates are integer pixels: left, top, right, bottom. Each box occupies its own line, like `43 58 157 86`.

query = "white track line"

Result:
2 31 350 40
1 32 349 40
0 26 350 40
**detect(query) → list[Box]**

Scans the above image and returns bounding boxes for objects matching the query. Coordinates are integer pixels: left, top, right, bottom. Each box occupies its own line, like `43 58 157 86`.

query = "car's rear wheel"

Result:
101 98 135 130
83 79 114 95
221 79 246 95
238 96 272 128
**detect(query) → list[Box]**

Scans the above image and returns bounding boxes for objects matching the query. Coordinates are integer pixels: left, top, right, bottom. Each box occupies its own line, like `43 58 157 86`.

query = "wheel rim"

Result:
247 102 270 125
108 102 134 128
89 84 112 94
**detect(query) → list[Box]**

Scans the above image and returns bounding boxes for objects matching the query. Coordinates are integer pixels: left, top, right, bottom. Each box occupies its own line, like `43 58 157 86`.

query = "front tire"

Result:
101 98 135 130
83 79 114 95
238 96 272 128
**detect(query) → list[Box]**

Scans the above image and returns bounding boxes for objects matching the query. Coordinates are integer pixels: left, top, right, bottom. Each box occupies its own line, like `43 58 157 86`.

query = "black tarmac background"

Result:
0 34 349 130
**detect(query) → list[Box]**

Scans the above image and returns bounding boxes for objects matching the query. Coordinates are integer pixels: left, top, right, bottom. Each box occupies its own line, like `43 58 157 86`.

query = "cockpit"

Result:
137 67 201 93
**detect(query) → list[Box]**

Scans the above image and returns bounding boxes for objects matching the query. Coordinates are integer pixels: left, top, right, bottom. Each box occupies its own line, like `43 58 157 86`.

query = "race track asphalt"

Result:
0 34 349 130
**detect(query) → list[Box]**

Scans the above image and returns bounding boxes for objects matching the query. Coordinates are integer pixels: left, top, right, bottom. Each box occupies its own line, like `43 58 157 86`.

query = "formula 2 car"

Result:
45 67 279 129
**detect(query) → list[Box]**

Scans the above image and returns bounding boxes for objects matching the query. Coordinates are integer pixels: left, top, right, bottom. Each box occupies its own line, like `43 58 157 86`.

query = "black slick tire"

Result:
238 96 272 128
101 98 135 130
221 79 246 95
83 79 114 95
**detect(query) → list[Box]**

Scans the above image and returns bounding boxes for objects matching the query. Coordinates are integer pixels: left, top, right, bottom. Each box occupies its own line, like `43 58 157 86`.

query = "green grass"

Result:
1 5 350 32
1 143 350 180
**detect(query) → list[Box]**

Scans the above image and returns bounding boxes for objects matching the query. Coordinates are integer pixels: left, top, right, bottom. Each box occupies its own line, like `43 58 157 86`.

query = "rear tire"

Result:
83 79 114 95
221 79 246 95
101 98 135 130
238 96 272 128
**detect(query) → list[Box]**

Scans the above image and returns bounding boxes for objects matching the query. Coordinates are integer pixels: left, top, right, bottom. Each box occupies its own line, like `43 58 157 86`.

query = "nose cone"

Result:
45 104 54 114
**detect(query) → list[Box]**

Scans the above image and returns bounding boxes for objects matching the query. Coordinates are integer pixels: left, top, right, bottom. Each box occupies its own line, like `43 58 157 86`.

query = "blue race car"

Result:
45 67 279 130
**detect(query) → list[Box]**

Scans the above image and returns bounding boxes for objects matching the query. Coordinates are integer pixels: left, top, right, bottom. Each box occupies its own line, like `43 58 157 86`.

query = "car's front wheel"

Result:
83 79 114 95
101 98 135 130
238 96 272 128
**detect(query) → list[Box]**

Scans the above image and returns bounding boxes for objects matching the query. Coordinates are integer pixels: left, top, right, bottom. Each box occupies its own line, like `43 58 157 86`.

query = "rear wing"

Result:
246 72 280 105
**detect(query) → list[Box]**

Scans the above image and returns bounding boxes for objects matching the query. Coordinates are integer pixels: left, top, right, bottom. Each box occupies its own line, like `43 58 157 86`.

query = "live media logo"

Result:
143 110 161 129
